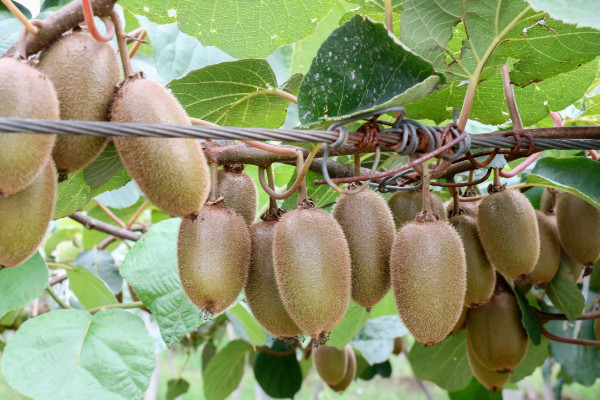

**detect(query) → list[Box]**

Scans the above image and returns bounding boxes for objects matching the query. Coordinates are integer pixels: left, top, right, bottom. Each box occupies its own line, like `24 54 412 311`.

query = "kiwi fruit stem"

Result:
110 11 134 78
296 149 309 207
353 154 361 176
418 162 437 222
209 162 220 203
266 165 279 212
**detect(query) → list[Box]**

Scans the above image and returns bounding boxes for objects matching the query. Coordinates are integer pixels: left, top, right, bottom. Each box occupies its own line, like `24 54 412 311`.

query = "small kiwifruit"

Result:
447 199 480 218
452 307 469 334
0 160 56 268
332 190 395 309
273 208 351 338
38 31 120 173
450 214 495 307
388 190 446 229
330 346 356 392
390 220 467 345
466 338 511 391
528 211 561 285
540 188 556 215
555 193 600 265
217 169 257 225
466 290 528 373
392 337 405 355
477 189 540 280
0 57 57 196
177 205 251 315
245 220 302 338
111 77 210 217
313 345 348 386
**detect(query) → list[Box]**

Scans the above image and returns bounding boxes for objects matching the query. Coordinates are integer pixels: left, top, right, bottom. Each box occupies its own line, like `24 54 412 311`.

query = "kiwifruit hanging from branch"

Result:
332 190 395 309
447 199 480 218
451 307 469 334
217 166 257 225
111 77 210 217
477 189 540 280
177 204 251 316
540 188 556 215
388 190 446 229
38 31 121 173
0 57 57 196
466 338 511 391
329 346 357 392
555 193 600 266
528 211 561 285
0 160 56 268
313 345 348 386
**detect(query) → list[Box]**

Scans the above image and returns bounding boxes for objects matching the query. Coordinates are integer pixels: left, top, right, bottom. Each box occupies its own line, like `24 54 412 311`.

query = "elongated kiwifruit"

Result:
38 31 120 173
111 77 209 217
0 57 57 196
447 199 480 218
217 168 257 225
540 188 556 215
273 208 351 338
245 219 301 338
452 307 469 334
332 190 395 309
466 339 511 391
390 220 467 345
313 345 348 386
450 214 495 307
0 160 56 268
330 346 356 392
477 189 540 280
392 337 405 355
528 211 561 285
555 193 600 265
466 290 528 372
388 190 446 229
177 204 251 315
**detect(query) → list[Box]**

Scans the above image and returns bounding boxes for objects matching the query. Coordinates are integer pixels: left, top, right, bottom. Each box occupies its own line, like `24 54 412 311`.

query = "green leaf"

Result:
44 226 81 255
94 181 141 210
82 198 145 250
0 253 48 318
82 145 125 189
545 263 585 321
510 338 549 383
369 290 398 318
0 309 155 400
298 15 438 127
340 0 402 38
449 377 503 400
121 0 337 58
0 1 30 19
351 316 408 364
227 302 267 346
327 301 369 349
74 250 123 294
202 342 217 373
253 340 302 398
513 286 541 345
280 73 304 96
203 340 252 400
166 378 190 400
408 332 472 392
120 219 202 346
525 0 600 30
282 168 342 211
67 265 118 310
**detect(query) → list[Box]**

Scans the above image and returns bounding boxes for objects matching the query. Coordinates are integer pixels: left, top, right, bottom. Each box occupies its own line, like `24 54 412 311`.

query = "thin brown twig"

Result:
1 0 38 34
96 202 127 227
70 212 142 241
128 28 146 58
126 200 149 229
110 10 134 78
540 325 600 347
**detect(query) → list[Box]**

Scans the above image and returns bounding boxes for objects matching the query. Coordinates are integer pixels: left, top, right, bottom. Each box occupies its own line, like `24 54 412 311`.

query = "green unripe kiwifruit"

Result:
555 193 600 265
452 307 469 334
313 345 348 386
177 205 251 315
332 190 395 309
392 336 405 355
0 58 57 196
390 220 467 345
217 169 257 225
466 290 528 373
245 220 301 338
447 199 480 218
388 190 446 229
528 211 561 285
466 338 510 391
38 31 121 173
0 160 56 268
540 188 556 215
450 214 495 307
273 208 351 338
477 189 540 280
330 346 356 392
111 77 210 217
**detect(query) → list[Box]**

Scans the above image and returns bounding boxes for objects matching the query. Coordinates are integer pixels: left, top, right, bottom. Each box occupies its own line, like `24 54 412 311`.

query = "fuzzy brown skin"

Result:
528 211 561 285
332 190 395 309
313 345 348 386
540 189 556 215
38 31 120 173
217 170 257 225
555 193 600 265
111 78 210 217
330 346 356 392
245 220 301 338
0 58 57 196
177 205 251 315
447 199 480 218
0 160 56 267
595 318 600 341
390 221 467 345
273 208 351 337
388 190 446 230
466 291 528 373
477 190 540 280
392 337 404 355
450 215 495 307
466 338 510 391
452 306 469 334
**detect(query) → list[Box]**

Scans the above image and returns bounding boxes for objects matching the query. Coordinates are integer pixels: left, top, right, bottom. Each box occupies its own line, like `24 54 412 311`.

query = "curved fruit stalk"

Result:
330 346 356 392
273 208 351 338
177 205 251 315
217 168 257 225
528 211 561 285
466 339 511 391
390 220 467 345
392 337 405 355
540 188 556 215
38 31 121 173
452 307 469 334
555 193 600 266
0 160 56 267
447 199 480 218
450 214 495 307
388 190 446 229
332 190 395 309
111 77 210 217
477 189 540 280
0 58 57 196
313 345 348 386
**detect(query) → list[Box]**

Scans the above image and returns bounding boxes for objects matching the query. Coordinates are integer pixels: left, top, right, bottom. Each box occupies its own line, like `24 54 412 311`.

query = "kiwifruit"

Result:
273 208 351 338
447 199 480 218
392 337 405 355
594 318 600 341
177 204 251 315
245 220 302 338
217 169 257 225
452 306 469 334
555 193 600 265
332 190 395 309
313 345 348 386
562 251 584 283
528 211 561 285
38 31 120 173
540 188 556 215
450 214 495 307
111 77 210 217
466 338 511 391
0 57 57 196
388 190 446 229
390 220 467 345
466 290 528 373
514 279 532 295
330 346 356 392
477 189 540 280
0 160 56 268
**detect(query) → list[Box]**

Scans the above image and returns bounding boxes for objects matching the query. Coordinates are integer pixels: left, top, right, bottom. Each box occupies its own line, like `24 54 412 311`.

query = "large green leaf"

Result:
326 301 369 349
340 0 402 38
82 145 125 189
449 378 503 400
510 338 549 382
227 302 267 346
369 290 398 318
351 315 408 364
513 286 541 345
525 0 600 30
67 265 118 310
74 250 123 294
203 340 252 400
253 340 302 399
0 253 48 318
1 309 155 400
545 263 585 321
